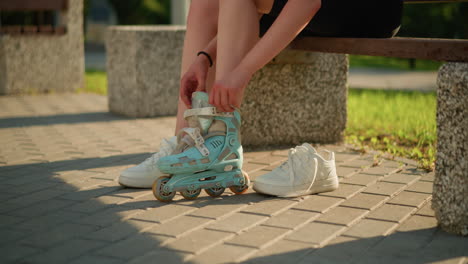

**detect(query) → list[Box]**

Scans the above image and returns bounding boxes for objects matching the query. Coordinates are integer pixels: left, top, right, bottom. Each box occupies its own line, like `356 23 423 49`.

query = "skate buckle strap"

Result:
184 107 234 119
180 127 210 157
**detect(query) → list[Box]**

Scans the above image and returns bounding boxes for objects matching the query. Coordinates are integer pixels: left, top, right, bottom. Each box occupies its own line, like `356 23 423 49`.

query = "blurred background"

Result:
1 0 466 171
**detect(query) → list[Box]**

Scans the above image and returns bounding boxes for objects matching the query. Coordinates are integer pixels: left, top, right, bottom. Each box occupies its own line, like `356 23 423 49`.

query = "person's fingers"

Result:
197 77 206 92
228 89 240 111
220 89 230 112
209 83 216 105
180 78 191 108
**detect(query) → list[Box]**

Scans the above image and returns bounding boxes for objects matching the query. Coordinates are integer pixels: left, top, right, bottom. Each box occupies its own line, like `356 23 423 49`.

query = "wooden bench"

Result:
0 0 68 35
291 0 468 62
287 0 467 236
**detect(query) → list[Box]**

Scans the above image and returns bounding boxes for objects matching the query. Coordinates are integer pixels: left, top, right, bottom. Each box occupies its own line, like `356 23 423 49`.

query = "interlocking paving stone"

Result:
0 244 41 263
293 195 343 213
145 215 213 238
164 228 234 254
127 249 191 264
130 204 196 224
226 225 290 249
340 193 389 210
366 204 416 223
339 173 380 186
319 183 364 199
381 173 420 184
405 180 433 194
415 201 435 217
206 212 267 233
15 210 86 231
241 198 297 216
362 181 406 197
27 238 106 264
11 198 75 217
397 215 438 232
336 166 360 178
84 219 157 242
249 239 314 264
315 206 369 226
188 243 256 263
20 223 101 248
286 222 346 246
343 219 398 238
304 235 382 263
262 208 320 229
95 233 173 260
360 165 399 176
68 255 126 264
387 191 431 208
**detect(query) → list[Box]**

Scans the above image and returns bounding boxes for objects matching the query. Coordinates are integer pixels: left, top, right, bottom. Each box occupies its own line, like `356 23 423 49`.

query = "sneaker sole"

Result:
253 177 339 198
118 174 155 189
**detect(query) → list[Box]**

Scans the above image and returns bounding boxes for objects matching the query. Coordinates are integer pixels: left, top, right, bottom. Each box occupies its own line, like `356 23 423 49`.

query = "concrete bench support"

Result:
107 26 185 117
434 62 468 236
0 0 84 95
107 26 347 145
242 50 347 146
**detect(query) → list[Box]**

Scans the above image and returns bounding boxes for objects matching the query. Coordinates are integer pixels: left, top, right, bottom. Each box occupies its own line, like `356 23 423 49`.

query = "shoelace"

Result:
144 140 173 167
279 147 318 192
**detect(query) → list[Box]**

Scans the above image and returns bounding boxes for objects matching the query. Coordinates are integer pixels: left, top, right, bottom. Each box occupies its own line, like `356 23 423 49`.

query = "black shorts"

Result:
260 0 403 38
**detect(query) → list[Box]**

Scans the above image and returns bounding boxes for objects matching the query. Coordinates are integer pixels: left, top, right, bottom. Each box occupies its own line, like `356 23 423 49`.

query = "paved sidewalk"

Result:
0 94 466 264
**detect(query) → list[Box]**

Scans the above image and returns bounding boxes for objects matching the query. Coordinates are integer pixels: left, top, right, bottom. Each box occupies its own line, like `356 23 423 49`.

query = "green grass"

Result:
79 69 107 95
82 70 437 171
346 88 436 171
349 55 442 71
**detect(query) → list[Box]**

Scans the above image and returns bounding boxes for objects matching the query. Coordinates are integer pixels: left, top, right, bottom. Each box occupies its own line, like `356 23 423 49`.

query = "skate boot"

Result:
152 92 249 202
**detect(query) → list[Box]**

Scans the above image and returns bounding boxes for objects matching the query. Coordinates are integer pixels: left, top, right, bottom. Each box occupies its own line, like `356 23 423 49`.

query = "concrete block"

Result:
0 0 84 94
106 26 347 145
165 228 234 254
434 62 468 236
106 26 185 117
242 50 348 146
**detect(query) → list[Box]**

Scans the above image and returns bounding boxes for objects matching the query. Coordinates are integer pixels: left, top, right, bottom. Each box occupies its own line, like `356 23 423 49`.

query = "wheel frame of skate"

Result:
152 171 250 202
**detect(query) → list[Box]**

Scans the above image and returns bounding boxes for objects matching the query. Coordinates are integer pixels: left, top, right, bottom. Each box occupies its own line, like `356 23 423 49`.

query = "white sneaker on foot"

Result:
253 143 339 197
119 136 177 188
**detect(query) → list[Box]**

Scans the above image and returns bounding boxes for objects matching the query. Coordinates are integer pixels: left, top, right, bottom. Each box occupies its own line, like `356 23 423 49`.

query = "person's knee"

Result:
187 0 219 26
253 0 274 14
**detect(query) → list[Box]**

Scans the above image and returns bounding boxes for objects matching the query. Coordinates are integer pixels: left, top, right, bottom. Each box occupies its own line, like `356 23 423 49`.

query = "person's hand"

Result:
180 55 211 108
209 68 252 112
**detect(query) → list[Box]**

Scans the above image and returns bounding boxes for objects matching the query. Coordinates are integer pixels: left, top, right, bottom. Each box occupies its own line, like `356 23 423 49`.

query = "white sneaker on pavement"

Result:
253 143 339 197
119 136 177 188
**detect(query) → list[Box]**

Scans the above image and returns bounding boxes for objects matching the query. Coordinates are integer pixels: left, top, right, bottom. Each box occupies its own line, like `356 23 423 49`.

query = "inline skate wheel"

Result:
153 176 176 202
229 171 250 195
205 187 226 197
181 188 201 200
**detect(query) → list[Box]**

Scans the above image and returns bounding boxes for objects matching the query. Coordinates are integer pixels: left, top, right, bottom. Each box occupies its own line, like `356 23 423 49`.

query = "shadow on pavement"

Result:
242 228 467 264
0 112 133 129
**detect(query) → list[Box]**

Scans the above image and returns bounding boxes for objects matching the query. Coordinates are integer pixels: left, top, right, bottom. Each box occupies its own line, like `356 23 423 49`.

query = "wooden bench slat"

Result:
0 0 67 11
291 37 468 62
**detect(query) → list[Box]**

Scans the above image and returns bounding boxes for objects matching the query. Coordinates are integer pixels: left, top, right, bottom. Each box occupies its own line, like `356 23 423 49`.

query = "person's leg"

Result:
213 0 262 85
175 0 219 133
